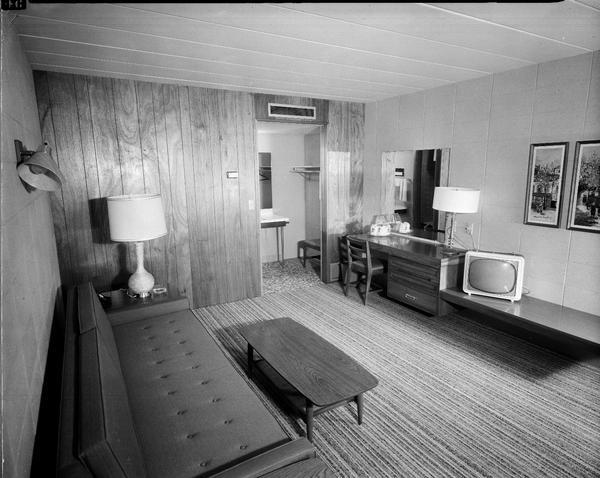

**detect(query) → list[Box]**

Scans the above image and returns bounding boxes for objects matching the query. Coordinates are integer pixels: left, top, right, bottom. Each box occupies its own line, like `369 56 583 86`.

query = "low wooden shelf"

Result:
100 288 189 325
441 287 600 364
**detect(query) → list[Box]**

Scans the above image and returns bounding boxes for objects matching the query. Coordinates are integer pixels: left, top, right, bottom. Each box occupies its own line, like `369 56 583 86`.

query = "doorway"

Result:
256 121 322 293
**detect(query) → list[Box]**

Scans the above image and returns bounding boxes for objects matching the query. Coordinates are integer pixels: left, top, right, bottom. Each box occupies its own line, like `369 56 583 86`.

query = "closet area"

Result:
257 121 322 282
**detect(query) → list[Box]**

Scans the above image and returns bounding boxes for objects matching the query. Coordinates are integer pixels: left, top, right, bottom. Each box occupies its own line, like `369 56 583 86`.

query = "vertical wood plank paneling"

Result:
235 91 261 298
219 90 243 301
112 79 144 195
46 72 97 284
32 72 280 306
188 87 219 305
73 75 111 288
112 79 143 278
136 81 167 288
304 131 321 241
87 76 125 288
162 84 192 297
323 100 365 281
177 86 196 300
151 83 177 291
349 102 364 231
33 71 73 286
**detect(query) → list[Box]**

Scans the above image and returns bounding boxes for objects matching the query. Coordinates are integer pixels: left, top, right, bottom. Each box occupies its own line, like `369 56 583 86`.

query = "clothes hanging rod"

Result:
291 166 320 174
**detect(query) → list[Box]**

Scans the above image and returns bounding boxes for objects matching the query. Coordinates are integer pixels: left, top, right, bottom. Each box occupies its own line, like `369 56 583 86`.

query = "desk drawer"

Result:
388 282 438 314
389 256 439 282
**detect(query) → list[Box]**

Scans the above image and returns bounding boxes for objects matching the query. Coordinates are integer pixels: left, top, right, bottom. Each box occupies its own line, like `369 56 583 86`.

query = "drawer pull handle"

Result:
404 293 417 301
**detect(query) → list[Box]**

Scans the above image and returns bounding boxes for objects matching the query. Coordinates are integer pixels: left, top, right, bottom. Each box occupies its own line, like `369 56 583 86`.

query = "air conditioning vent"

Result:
268 103 316 120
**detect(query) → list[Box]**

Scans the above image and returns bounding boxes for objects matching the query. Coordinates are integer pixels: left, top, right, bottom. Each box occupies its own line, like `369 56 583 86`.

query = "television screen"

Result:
468 258 517 294
463 251 525 301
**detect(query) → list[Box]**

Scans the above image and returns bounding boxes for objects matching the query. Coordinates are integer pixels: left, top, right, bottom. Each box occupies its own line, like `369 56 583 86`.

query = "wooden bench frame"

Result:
297 239 321 268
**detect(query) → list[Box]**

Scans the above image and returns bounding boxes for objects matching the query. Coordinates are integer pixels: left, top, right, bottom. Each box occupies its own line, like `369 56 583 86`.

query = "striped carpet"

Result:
192 282 600 478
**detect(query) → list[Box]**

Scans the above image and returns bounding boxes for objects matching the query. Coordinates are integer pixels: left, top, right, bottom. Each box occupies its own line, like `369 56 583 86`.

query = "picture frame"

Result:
567 140 600 233
524 142 568 227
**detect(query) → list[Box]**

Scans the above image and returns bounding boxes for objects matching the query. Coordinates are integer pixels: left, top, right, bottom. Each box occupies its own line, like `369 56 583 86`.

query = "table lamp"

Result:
107 194 167 297
432 187 480 248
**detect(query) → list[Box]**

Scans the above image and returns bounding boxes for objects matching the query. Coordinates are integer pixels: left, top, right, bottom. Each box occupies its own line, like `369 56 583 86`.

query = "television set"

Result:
463 250 525 302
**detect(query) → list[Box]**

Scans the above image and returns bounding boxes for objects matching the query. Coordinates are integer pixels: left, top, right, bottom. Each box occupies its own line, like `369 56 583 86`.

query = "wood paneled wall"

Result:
322 101 365 281
34 71 259 307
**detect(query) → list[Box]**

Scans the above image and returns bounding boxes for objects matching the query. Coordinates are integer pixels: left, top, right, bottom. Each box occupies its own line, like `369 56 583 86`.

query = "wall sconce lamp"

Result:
15 140 64 192
432 187 480 248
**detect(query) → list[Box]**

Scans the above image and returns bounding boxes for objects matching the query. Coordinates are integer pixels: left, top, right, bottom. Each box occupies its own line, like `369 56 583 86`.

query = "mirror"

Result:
381 148 450 238
258 152 272 209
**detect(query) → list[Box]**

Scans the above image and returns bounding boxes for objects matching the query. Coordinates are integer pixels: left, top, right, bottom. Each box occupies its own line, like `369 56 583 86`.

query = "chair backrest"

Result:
338 235 349 264
346 236 371 268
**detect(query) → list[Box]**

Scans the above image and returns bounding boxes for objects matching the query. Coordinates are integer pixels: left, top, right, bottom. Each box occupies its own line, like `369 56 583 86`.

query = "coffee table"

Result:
238 317 378 442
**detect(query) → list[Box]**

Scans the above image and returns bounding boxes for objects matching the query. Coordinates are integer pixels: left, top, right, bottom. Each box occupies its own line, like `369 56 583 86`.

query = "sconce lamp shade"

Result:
107 194 167 242
15 140 64 191
432 187 480 213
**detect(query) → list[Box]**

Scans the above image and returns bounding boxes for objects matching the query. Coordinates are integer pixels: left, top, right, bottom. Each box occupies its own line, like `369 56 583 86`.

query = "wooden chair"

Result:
344 236 385 306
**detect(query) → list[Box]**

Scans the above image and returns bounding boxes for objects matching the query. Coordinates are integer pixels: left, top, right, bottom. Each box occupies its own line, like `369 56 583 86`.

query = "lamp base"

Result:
128 270 155 298
128 241 155 298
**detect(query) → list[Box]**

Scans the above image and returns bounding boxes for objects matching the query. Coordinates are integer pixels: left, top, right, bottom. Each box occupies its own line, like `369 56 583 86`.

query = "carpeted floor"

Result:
261 258 321 294
193 282 600 478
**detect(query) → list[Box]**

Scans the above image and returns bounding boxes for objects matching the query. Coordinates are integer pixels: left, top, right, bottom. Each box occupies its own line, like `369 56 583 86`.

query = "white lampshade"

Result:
432 187 480 213
107 194 167 242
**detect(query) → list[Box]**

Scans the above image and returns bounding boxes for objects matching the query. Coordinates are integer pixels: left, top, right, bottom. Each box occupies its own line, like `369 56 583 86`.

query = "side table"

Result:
100 288 189 325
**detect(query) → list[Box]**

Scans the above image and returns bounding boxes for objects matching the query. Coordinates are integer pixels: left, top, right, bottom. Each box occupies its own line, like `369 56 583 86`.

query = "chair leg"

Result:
364 272 372 306
344 265 351 296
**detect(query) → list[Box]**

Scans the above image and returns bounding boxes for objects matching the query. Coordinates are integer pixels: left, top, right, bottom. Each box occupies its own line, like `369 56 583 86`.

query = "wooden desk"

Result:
261 216 290 266
352 234 465 315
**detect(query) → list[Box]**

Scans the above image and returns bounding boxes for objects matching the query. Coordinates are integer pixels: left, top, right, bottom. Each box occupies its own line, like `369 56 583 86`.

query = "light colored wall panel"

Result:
424 85 455 126
1 18 61 478
257 133 306 262
448 142 487 189
536 53 594 88
365 50 600 313
491 65 538 96
423 122 453 149
490 88 535 119
453 119 490 144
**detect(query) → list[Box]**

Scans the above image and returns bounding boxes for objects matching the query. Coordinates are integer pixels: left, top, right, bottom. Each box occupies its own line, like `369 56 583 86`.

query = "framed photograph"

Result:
568 140 600 233
524 142 568 227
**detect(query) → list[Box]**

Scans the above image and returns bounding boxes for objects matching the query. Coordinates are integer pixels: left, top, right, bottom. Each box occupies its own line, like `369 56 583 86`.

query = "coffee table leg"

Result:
247 344 254 377
356 394 364 425
306 399 314 442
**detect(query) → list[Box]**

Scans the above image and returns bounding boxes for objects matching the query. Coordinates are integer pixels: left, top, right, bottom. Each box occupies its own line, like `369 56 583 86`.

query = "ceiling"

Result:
12 2 600 103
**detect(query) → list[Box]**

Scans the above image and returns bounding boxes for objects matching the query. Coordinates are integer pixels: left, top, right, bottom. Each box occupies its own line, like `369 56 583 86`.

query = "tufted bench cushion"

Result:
58 283 321 477
77 284 147 477
113 310 292 477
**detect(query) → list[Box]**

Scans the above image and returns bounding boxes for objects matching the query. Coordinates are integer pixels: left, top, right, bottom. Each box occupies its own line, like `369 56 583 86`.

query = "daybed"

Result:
57 282 327 477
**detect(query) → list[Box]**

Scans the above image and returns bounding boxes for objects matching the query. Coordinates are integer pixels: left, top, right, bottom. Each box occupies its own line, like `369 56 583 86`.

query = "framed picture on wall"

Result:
567 140 600 233
524 142 568 227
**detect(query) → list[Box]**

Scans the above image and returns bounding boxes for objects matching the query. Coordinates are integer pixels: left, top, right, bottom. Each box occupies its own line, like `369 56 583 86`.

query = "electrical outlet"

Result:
465 223 474 235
